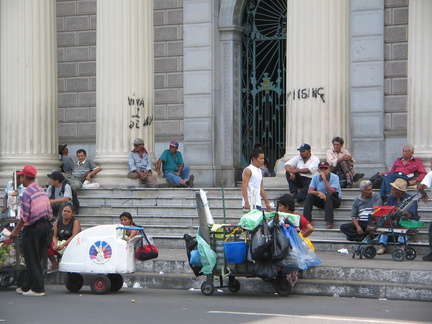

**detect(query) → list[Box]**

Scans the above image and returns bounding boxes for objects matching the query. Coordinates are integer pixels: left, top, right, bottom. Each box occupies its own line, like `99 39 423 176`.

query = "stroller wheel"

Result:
363 246 377 259
404 247 417 260
392 248 406 262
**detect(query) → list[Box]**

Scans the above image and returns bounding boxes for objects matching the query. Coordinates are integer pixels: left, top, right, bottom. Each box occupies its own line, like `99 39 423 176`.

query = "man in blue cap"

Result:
156 141 194 187
284 143 320 204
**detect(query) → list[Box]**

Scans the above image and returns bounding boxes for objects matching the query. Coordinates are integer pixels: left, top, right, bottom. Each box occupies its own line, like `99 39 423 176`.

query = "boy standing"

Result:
242 149 271 212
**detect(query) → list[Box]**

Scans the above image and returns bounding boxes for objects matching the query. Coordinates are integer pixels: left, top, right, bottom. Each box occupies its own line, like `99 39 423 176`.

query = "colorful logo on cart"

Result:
89 241 112 264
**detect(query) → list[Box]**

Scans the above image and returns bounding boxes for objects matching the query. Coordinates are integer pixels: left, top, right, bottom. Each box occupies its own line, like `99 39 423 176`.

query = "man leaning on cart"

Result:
10 165 53 296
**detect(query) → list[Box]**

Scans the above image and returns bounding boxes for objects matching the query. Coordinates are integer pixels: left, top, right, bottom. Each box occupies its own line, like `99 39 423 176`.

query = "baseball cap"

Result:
133 138 144 145
58 144 67 154
297 143 311 151
170 141 179 147
47 171 64 182
318 162 330 169
21 165 37 177
16 171 23 175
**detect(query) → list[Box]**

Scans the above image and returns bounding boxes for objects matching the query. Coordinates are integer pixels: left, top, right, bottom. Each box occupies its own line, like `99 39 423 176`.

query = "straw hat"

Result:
390 178 408 192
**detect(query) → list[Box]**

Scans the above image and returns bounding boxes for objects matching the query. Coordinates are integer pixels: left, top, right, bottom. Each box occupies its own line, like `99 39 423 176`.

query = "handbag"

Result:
134 230 159 261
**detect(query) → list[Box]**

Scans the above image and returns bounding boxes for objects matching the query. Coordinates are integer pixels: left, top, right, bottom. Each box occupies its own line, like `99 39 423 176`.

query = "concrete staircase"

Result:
5 185 431 301
74 187 431 254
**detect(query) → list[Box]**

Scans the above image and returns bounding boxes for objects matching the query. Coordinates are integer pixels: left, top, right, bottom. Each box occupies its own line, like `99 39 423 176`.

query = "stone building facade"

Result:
0 0 431 187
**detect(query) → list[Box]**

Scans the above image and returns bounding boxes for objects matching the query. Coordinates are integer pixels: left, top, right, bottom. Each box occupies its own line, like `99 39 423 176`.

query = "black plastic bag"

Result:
251 212 273 261
271 225 290 262
252 259 277 280
183 233 203 277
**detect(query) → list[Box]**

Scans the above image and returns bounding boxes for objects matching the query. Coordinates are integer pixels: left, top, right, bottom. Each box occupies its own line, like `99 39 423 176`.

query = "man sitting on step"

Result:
303 162 342 229
376 178 419 255
340 180 382 241
127 138 164 188
416 158 432 261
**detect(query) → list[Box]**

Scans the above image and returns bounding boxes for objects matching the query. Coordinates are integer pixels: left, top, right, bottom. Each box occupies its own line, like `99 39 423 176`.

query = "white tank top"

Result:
242 164 263 209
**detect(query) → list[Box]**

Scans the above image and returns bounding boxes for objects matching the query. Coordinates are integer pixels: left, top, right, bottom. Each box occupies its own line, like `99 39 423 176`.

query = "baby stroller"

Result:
352 194 423 262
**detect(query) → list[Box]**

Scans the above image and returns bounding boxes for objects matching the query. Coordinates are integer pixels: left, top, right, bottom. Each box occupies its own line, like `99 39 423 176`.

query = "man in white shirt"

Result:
284 143 320 203
417 158 432 261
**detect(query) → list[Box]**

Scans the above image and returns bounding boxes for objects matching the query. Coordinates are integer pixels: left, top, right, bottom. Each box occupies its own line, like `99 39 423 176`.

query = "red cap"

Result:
318 162 330 169
16 171 23 175
21 165 37 177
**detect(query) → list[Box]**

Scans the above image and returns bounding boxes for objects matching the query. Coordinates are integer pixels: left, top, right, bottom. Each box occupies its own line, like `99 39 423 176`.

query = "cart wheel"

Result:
66 273 84 293
200 281 215 296
404 247 417 261
228 279 241 293
108 274 124 291
363 246 377 259
0 271 16 287
352 247 357 259
358 247 363 259
275 276 293 297
90 274 111 294
392 248 406 262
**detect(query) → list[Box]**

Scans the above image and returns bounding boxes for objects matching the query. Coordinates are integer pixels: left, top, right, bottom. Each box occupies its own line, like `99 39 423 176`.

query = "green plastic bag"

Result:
399 219 425 229
238 210 279 230
278 212 301 227
196 231 217 275
238 210 264 230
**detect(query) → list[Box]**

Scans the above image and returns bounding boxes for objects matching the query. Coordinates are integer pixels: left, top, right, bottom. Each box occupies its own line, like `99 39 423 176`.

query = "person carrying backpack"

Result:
46 171 79 220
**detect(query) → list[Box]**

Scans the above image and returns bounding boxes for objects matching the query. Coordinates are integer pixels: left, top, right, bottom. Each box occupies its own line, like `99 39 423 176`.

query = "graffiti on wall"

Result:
128 96 153 129
286 87 325 103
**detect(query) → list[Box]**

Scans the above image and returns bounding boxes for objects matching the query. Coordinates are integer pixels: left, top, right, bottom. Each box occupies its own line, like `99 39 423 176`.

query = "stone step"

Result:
44 250 432 301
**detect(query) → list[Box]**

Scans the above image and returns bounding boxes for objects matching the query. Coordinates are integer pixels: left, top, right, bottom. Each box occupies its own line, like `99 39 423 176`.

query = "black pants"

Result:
285 172 311 202
303 193 341 223
340 221 369 241
21 219 51 293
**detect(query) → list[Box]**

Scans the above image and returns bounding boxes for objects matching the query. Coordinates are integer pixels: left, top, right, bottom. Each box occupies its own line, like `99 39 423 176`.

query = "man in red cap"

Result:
10 165 52 297
303 161 342 229
156 141 194 187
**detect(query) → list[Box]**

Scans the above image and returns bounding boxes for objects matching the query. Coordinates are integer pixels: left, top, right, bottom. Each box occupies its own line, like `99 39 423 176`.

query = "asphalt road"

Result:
1 285 431 324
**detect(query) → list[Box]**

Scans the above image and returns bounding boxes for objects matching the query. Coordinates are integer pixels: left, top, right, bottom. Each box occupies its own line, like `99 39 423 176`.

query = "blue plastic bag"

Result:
190 248 203 267
276 225 321 272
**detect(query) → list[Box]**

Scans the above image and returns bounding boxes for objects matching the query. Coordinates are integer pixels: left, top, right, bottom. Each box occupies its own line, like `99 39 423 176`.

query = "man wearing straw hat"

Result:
376 178 419 255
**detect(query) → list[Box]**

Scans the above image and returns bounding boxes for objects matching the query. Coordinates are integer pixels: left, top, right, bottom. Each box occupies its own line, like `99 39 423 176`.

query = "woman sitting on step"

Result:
48 203 81 273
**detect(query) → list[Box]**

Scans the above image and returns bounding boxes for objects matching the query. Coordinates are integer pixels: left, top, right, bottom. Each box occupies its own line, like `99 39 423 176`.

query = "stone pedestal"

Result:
0 0 59 183
285 0 349 160
94 0 155 186
407 1 432 163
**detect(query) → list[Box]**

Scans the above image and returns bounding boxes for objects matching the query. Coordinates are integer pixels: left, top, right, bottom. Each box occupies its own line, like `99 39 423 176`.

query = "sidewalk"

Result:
157 247 432 271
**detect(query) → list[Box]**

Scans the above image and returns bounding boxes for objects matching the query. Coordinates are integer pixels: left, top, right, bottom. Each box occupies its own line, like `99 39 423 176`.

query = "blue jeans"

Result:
379 234 409 245
164 166 190 186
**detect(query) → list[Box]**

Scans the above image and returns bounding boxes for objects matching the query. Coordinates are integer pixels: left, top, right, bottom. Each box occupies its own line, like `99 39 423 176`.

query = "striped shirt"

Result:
20 182 53 226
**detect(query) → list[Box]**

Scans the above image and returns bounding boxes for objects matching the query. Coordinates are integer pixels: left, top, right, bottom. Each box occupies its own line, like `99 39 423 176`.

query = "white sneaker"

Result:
23 290 45 297
16 287 25 294
376 244 386 255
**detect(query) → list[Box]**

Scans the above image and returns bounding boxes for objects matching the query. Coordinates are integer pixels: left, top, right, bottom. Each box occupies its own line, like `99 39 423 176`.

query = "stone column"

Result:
285 0 349 160
407 1 432 162
95 0 154 186
0 0 59 182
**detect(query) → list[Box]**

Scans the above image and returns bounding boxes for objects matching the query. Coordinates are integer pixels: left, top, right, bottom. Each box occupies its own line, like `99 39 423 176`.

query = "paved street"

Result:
1 285 431 324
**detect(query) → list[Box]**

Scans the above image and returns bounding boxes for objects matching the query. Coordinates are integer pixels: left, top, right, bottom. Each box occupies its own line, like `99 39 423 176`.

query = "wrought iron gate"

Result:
241 0 286 173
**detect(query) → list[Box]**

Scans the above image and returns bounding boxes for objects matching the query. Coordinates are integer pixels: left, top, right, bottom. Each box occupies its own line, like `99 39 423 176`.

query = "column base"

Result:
0 156 61 187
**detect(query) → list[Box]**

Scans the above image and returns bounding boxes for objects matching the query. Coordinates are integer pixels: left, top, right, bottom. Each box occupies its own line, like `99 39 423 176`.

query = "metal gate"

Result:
241 0 287 173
